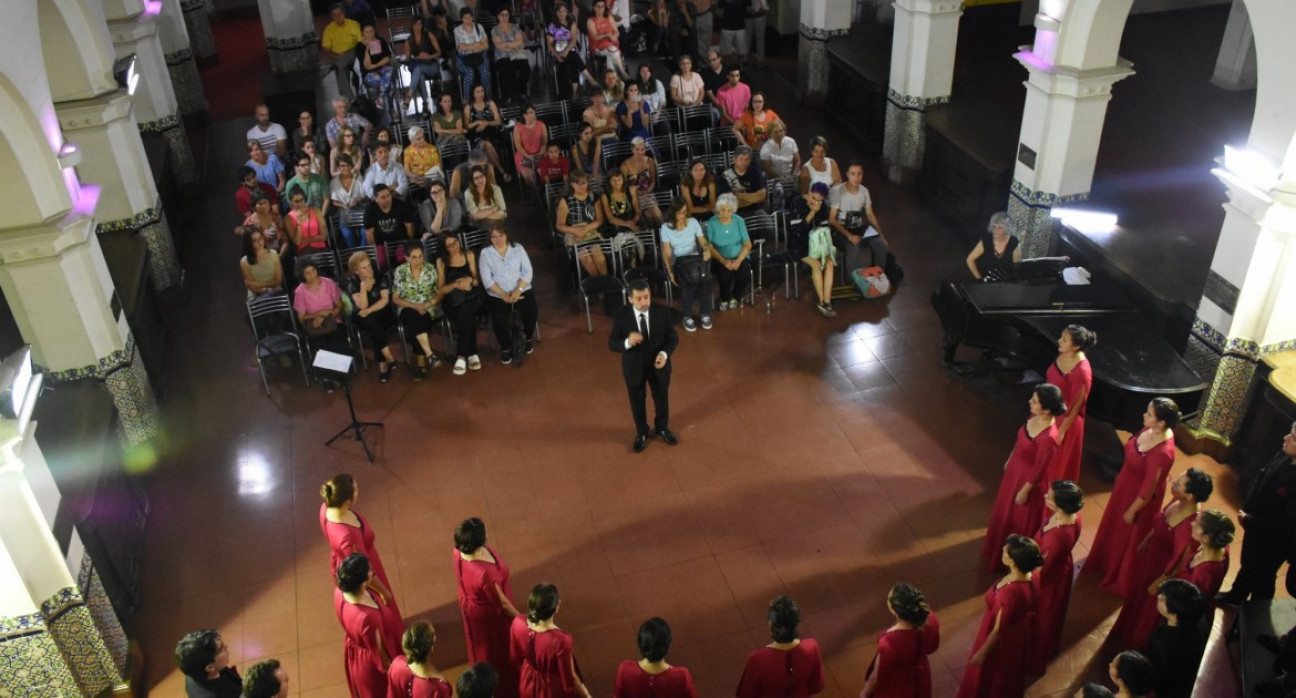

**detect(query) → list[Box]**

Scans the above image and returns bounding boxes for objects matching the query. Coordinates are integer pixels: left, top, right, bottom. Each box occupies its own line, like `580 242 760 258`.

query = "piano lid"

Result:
960 281 1135 316
1023 316 1207 396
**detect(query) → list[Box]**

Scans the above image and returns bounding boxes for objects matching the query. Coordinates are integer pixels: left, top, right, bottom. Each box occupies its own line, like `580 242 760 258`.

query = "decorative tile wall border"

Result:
180 0 206 11
0 613 79 696
1203 270 1240 316
886 88 950 111
798 24 850 42
138 112 181 135
78 557 128 674
42 587 120 696
0 611 45 641
266 32 319 52
164 47 194 66
95 207 161 235
1191 316 1227 353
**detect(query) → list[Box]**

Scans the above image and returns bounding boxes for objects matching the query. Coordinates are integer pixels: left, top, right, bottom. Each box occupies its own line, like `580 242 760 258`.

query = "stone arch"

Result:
38 0 118 103
0 76 71 229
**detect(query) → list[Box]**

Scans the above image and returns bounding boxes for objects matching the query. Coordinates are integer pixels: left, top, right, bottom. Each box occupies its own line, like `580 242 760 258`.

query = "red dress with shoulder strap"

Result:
863 614 941 698
1045 358 1092 482
957 580 1037 698
455 548 520 698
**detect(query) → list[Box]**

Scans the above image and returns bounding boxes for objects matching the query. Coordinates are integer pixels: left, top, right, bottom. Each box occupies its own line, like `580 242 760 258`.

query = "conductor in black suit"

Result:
610 279 680 452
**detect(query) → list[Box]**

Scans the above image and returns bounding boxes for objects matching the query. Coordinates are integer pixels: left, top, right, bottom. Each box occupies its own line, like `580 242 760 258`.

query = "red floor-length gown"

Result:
612 661 698 698
1084 429 1175 588
321 503 401 616
1046 358 1092 483
455 548 520 698
957 580 1037 698
1030 517 1081 674
981 423 1060 570
735 639 825 698
336 587 406 698
510 617 583 698
1108 505 1199 650
863 614 941 698
386 656 454 698
1181 549 1229 599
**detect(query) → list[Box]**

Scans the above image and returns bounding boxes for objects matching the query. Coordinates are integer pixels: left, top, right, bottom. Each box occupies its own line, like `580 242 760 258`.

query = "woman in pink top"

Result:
587 0 629 80
286 186 328 252
292 256 345 390
512 104 549 189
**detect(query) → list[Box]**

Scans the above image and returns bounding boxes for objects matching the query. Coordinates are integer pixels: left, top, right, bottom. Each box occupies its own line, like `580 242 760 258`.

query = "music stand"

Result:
314 350 384 462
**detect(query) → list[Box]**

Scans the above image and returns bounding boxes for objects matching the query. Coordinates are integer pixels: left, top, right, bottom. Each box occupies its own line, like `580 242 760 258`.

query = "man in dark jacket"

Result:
609 279 680 452
1218 421 1296 604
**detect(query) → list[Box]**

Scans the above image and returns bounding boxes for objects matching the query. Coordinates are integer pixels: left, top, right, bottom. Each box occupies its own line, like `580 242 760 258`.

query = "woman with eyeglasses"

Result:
492 8 531 105
420 179 464 237
479 225 538 365
332 125 367 176
330 153 369 248
555 171 609 277
464 166 508 223
704 193 751 311
346 251 397 382
733 91 779 148
403 126 444 189
391 243 447 380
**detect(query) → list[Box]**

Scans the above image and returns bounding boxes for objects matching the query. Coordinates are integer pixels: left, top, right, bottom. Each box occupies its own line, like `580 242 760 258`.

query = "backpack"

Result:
852 266 891 299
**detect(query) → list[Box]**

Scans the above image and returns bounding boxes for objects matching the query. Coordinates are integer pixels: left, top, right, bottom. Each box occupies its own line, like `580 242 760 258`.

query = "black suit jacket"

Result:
608 303 679 384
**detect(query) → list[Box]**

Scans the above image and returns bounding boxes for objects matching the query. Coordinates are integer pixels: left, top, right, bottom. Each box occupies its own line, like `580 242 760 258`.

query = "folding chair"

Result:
601 141 634 173
671 131 709 161
742 211 787 307
460 228 492 252
247 292 312 396
573 237 626 333
704 126 738 156
673 104 714 133
534 100 568 128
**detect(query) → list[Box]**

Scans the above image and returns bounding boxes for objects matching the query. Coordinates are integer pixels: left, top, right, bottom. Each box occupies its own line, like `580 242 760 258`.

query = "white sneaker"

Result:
468 354 482 370
453 358 467 375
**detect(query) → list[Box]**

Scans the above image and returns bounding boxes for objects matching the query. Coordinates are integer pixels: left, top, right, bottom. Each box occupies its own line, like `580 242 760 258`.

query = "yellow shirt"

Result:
403 142 442 177
322 19 363 55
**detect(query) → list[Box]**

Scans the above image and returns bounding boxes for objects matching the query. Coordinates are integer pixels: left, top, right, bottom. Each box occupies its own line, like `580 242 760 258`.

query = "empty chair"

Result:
247 293 311 395
574 237 625 333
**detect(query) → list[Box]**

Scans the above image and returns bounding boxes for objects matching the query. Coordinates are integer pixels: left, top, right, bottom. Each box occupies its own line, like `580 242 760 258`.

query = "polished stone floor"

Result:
124 8 1259 698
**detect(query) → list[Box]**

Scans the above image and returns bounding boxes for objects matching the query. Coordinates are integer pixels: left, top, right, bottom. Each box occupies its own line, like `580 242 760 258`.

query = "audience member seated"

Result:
300 135 327 176
714 65 750 126
463 83 510 181
236 189 285 247
966 211 1021 281
733 91 778 148
346 251 397 382
326 97 373 151
450 148 497 199
287 153 330 211
588 0 630 80
436 232 484 375
241 229 284 302
248 104 288 158
601 170 643 236
464 165 508 224
454 8 492 103
660 197 713 332
392 242 446 379
376 127 403 166
1108 651 1155 698
736 596 824 697
644 0 678 62
492 8 532 105
788 183 836 317
669 54 706 107
456 664 499 698
420 179 465 236
428 10 456 74
720 145 767 214
614 617 698 698
700 50 727 108
242 659 290 698
548 3 593 101
584 90 621 147
571 124 603 177
246 139 286 195
355 22 395 111
432 92 469 149
387 622 454 698
680 157 715 221
480 225 538 364
538 142 572 185
618 82 653 142
365 184 418 259
638 64 668 114
705 193 752 311
405 15 443 109
404 126 445 191
1142 579 1206 698
292 257 345 392
329 154 368 247
363 142 410 198
759 119 799 181
285 186 329 254
331 125 367 176
602 68 626 105
320 4 364 99
556 171 610 277
176 629 242 698
621 137 660 224
828 161 886 274
798 135 841 195
234 165 279 218
513 104 549 188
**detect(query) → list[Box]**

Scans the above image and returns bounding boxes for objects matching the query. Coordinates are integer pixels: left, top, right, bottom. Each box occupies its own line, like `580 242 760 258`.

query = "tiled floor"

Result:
125 11 1258 698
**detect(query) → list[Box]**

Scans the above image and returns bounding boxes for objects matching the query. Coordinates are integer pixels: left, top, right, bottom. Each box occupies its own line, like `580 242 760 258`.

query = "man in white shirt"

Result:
363 142 410 198
246 105 288 158
828 161 887 274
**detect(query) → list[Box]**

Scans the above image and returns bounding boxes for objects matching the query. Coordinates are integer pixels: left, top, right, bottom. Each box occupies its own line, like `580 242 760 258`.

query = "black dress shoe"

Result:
633 434 648 452
656 428 678 445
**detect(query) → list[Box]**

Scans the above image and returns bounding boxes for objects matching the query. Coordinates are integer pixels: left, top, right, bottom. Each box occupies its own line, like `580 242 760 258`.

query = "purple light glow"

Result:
71 184 101 218
1033 30 1058 65
143 0 162 16
1015 48 1054 73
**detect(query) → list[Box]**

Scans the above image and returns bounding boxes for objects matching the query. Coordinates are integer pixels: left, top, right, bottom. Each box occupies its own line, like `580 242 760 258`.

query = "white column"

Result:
1211 0 1257 91
1006 33 1133 257
796 0 851 105
107 4 198 184
257 0 318 73
882 0 963 182
158 0 209 118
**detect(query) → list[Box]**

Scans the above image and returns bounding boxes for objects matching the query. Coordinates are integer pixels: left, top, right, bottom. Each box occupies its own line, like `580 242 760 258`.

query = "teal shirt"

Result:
705 215 750 260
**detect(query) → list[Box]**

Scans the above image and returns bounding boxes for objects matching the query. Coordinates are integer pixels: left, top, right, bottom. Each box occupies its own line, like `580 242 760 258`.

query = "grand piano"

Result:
931 270 1208 478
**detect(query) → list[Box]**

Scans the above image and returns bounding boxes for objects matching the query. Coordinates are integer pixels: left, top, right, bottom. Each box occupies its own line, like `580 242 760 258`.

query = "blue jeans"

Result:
456 53 492 102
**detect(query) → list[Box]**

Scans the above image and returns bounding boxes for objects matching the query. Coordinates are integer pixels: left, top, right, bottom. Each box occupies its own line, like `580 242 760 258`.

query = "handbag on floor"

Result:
852 266 891 299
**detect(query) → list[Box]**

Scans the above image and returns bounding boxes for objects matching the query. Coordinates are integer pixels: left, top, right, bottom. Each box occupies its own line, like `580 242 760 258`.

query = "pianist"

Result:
965 212 1021 281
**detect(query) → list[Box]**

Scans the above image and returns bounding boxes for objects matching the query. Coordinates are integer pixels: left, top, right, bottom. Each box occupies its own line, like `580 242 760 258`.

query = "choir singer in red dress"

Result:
736 595 825 697
453 517 522 698
861 583 940 698
1045 325 1095 482
386 621 453 698
336 553 405 698
510 584 592 698
322 475 400 616
1178 509 1233 600
1030 480 1083 674
613 617 698 698
1108 468 1213 650
980 384 1064 571
958 534 1043 698
1084 398 1180 590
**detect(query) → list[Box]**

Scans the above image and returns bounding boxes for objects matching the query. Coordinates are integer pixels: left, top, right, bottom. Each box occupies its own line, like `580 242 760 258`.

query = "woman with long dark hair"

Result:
436 232 483 375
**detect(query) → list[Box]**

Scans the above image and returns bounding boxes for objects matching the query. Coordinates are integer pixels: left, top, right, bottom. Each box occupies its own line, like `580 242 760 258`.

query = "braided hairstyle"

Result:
321 474 356 507
887 583 931 627
527 584 561 624
1196 509 1235 550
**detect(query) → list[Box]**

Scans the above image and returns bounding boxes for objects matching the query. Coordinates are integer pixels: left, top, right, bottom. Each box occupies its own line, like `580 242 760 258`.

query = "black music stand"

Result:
315 350 383 462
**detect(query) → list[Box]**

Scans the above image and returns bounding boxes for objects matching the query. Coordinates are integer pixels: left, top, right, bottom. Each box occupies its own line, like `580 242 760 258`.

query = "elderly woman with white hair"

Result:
966 211 1022 281
704 193 752 311
402 125 444 190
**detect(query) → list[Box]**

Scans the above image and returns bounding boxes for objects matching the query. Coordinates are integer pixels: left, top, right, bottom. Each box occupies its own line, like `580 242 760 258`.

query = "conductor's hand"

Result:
654 352 668 369
627 331 644 347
